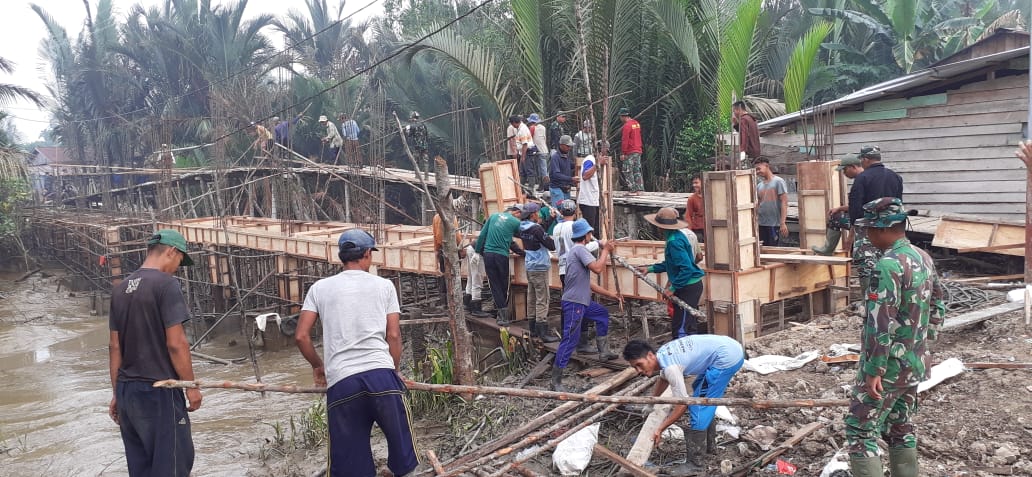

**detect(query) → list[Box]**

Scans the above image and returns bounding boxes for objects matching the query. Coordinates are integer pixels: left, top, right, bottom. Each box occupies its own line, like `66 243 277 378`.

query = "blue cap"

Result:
571 218 593 239
522 202 541 219
527 113 541 123
338 228 378 252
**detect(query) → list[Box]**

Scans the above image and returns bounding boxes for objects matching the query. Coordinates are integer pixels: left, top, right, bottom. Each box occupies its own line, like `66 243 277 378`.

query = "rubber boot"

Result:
596 336 618 360
849 456 884 477
576 331 596 353
706 419 717 454
496 307 511 326
463 293 472 311
537 322 559 343
529 319 541 338
888 447 918 477
550 366 564 392
469 300 491 317
810 228 842 256
666 429 706 475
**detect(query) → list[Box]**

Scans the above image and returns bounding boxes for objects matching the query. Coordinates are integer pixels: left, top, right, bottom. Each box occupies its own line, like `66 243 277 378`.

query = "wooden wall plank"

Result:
908 98 1026 118
904 180 1026 194
863 93 947 112
833 111 1028 134
834 109 908 124
946 86 1028 106
833 123 1022 143
834 133 1021 153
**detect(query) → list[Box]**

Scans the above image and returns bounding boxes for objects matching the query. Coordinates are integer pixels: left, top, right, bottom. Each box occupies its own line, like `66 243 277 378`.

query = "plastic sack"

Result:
553 423 600 475
742 351 820 375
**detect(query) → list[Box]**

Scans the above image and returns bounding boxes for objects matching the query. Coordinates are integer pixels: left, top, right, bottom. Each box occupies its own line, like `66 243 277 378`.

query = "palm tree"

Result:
0 58 44 109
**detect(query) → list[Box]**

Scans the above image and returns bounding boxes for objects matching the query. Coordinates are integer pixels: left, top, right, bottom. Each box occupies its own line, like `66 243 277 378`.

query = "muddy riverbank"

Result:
0 270 326 476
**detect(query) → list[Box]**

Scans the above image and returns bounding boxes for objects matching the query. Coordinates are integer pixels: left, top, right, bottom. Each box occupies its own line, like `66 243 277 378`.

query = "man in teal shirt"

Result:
638 207 705 339
474 205 525 325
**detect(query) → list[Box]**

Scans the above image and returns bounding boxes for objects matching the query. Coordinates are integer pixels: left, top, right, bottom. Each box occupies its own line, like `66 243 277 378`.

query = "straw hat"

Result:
643 207 688 230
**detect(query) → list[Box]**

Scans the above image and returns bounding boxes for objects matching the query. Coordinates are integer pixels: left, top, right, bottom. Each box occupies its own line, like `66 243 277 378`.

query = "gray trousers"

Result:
526 271 550 321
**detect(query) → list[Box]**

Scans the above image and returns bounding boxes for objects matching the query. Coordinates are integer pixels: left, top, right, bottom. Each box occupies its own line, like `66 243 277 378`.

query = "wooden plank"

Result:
947 273 1025 283
933 215 1026 257
907 98 1026 119
834 109 908 124
834 133 1022 153
625 388 672 466
943 302 1024 330
947 86 1028 106
836 147 1018 164
904 180 1027 194
950 73 1026 94
833 122 1022 143
760 254 851 265
833 110 1028 134
902 192 1028 204
593 444 656 477
891 169 1023 182
863 93 947 112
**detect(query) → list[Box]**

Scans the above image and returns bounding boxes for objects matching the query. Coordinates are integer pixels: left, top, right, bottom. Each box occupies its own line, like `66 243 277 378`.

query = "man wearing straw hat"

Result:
108 229 199 477
638 207 705 339
295 228 418 477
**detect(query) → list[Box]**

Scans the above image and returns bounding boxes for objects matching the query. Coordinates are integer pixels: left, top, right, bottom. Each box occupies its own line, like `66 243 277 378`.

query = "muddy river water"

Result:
0 271 323 476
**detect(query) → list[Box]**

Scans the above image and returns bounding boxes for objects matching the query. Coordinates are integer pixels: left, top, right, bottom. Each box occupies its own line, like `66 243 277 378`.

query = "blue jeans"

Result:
116 380 194 477
327 369 418 477
555 301 610 368
549 187 567 207
687 358 745 430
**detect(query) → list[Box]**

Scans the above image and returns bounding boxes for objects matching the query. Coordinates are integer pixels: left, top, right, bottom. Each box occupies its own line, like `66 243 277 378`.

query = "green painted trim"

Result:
834 109 907 124
863 93 947 112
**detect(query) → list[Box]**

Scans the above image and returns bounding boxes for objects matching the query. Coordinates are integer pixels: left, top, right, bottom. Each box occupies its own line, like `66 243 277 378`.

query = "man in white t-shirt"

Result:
506 115 531 161
295 228 417 477
576 153 608 232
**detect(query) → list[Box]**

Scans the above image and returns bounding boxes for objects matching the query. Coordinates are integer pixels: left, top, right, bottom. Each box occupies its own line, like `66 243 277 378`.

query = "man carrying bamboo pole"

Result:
622 336 745 475
639 207 705 339
108 229 199 477
295 229 418 477
844 198 945 477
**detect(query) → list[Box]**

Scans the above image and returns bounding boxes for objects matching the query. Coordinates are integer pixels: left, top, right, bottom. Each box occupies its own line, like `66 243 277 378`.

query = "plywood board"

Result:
932 215 1026 257
479 159 521 217
703 170 759 272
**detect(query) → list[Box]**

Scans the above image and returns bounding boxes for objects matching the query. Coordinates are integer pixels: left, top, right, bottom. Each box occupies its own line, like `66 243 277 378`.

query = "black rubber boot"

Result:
463 293 472 311
550 366 564 392
810 228 842 256
596 336 618 360
496 308 511 326
469 300 491 317
666 429 706 475
576 331 596 353
529 319 541 338
537 322 559 343
706 420 717 454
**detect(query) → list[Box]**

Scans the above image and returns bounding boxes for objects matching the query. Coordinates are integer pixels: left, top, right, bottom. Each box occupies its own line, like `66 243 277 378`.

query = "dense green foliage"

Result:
25 0 1030 191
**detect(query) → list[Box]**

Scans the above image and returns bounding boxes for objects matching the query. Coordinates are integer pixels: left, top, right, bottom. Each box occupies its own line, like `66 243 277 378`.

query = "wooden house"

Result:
759 34 1029 220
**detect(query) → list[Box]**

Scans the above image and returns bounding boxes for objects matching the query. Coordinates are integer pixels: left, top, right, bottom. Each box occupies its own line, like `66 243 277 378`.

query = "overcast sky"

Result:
0 0 384 143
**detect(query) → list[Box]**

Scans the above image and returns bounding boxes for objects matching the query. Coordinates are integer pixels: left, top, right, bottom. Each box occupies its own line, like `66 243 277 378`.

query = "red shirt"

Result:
621 119 642 154
686 193 705 230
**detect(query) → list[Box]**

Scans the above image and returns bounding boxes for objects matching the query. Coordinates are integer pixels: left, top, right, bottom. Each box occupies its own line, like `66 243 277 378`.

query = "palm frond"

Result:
783 21 833 113
716 0 762 124
511 0 544 112
648 0 701 73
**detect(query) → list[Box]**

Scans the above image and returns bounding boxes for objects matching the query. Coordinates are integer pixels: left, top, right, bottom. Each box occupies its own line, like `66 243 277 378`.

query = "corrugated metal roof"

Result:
759 46 1030 130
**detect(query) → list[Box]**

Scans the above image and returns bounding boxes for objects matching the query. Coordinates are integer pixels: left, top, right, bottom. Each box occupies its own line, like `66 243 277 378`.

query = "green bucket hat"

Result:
148 229 194 266
854 197 907 228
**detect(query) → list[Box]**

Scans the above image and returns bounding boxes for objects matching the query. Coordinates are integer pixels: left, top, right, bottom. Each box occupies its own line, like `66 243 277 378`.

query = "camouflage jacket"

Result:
861 238 946 386
407 122 429 152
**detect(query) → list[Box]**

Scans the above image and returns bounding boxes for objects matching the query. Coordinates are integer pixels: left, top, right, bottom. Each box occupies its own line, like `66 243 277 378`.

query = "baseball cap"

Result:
148 229 193 266
836 156 861 170
571 218 594 239
506 204 524 214
527 113 541 123
854 198 908 228
522 202 541 219
857 145 881 160
558 199 577 216
617 107 630 116
559 135 575 146
338 228 378 252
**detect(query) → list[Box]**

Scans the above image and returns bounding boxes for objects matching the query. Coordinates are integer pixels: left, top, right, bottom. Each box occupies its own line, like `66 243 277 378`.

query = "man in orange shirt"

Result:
684 175 705 242
619 108 644 195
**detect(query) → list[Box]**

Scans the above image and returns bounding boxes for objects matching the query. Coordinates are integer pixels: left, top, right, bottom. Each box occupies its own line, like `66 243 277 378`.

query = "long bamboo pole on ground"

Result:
153 379 849 408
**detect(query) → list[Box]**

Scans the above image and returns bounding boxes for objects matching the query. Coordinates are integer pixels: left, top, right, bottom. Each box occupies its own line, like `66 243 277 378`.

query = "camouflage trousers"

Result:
622 153 644 192
844 376 919 458
852 226 882 292
417 151 430 177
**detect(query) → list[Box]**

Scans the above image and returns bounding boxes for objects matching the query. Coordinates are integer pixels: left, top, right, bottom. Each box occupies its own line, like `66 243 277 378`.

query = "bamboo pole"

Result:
731 421 825 476
426 450 446 475
153 379 849 408
434 367 638 473
612 255 707 320
592 443 656 477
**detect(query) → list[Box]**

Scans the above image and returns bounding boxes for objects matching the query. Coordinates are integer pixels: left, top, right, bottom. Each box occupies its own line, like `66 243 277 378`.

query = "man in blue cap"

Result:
108 229 200 477
551 219 622 391
295 228 418 477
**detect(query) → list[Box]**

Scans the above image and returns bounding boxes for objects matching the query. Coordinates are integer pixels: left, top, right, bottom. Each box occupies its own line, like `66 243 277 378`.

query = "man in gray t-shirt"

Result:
754 158 788 246
551 219 623 391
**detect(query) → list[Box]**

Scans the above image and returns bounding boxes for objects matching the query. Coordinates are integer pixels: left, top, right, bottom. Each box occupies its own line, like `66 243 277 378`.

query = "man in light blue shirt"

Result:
339 113 361 165
623 336 745 474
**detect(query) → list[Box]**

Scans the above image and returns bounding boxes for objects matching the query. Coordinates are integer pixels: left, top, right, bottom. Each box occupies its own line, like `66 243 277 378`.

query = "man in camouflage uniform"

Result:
844 197 946 477
405 111 430 178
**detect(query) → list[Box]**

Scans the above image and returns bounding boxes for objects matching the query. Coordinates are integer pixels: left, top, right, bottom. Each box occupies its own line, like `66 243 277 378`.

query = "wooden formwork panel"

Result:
706 262 845 305
479 159 521 217
709 299 760 342
795 160 846 251
932 214 1025 256
703 170 760 272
